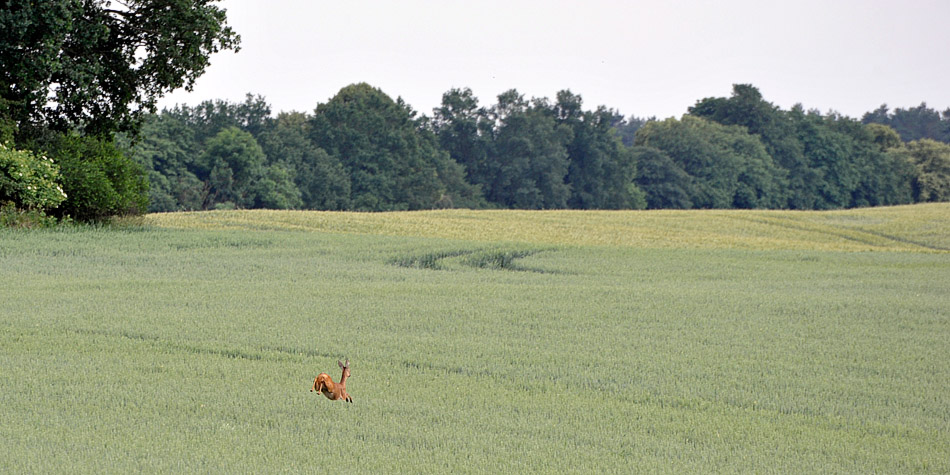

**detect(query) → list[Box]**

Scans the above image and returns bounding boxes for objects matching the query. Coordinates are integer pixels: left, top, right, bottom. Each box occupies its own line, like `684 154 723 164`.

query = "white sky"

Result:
158 0 950 120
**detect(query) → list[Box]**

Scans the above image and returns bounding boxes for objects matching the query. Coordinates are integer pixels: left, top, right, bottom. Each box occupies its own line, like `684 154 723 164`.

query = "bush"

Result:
47 134 149 221
0 203 61 228
0 142 67 211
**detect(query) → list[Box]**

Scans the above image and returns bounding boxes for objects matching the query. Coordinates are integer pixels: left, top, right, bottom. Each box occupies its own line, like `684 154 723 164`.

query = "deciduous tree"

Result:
902 139 950 202
1 0 240 136
635 116 786 209
257 111 350 210
310 83 480 211
632 145 694 209
554 90 645 209
485 90 572 209
862 103 950 143
431 88 493 193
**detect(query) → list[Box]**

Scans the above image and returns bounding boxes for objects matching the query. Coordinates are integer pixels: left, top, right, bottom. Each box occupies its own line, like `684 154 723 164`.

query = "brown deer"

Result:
311 359 353 403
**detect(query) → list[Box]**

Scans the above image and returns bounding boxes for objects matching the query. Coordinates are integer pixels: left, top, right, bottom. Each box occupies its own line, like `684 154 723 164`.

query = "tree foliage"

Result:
257 112 350 210
632 146 693 209
431 88 494 192
690 85 814 208
483 90 572 209
42 133 149 221
310 83 481 211
433 88 646 210
556 91 645 209
689 84 920 209
198 127 268 209
1 0 240 136
862 103 950 144
635 116 786 209
2 0 945 220
0 0 238 224
130 102 304 212
124 83 949 216
612 114 651 148
902 139 950 202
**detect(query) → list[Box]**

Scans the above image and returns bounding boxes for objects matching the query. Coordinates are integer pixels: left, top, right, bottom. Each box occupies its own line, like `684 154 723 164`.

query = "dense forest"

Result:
127 83 950 213
2 2 949 224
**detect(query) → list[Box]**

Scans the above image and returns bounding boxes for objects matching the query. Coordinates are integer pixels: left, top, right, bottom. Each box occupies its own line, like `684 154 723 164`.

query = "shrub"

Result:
47 134 149 221
0 142 67 211
0 203 61 228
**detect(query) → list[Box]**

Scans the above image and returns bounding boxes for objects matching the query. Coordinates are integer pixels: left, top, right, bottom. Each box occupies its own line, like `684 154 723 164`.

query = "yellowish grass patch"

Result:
146 203 950 252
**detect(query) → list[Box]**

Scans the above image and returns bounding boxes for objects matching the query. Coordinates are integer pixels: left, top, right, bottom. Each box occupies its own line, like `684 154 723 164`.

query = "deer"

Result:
311 359 353 403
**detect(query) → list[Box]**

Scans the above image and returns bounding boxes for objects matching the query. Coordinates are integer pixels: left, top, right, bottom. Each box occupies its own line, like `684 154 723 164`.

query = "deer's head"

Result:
338 359 351 379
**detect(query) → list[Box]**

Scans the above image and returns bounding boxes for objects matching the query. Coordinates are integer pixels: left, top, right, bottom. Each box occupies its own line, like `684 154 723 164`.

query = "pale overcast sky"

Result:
158 0 950 120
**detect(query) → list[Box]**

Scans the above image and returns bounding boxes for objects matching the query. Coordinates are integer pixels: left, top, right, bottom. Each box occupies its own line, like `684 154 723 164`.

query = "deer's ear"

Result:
338 360 344 369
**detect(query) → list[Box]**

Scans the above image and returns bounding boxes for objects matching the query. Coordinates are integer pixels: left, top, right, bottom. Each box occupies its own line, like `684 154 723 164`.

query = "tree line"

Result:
128 83 950 214
3 2 949 224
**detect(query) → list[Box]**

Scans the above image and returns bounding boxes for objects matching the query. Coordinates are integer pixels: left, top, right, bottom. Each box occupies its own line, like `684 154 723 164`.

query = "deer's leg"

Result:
312 373 331 393
310 374 327 392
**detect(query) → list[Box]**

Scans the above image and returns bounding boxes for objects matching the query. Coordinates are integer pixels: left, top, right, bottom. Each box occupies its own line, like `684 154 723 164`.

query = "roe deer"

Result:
311 359 353 403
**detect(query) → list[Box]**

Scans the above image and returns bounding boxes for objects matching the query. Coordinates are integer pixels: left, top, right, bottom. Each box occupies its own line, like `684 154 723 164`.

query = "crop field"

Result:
1 204 949 472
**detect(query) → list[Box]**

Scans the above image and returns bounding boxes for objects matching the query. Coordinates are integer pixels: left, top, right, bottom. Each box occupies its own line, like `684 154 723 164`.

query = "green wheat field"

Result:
2 203 948 472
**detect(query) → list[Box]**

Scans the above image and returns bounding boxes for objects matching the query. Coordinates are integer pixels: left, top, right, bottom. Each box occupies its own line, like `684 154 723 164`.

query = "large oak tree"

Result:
0 0 240 136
